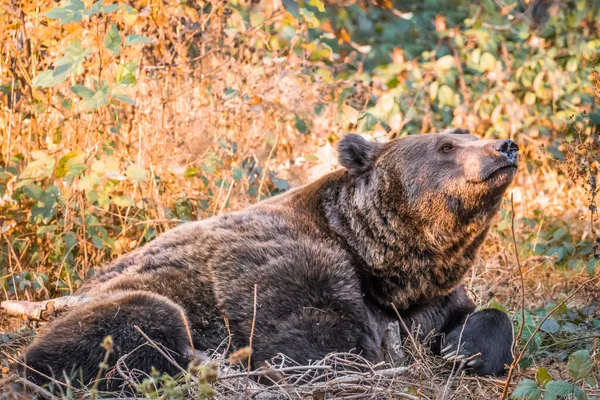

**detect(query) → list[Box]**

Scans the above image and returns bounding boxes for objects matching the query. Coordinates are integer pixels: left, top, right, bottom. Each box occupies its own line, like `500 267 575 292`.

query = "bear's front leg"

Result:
402 286 514 376
441 308 514 376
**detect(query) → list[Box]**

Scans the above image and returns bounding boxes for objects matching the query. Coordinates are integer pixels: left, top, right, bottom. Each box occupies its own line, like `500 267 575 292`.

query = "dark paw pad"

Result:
441 308 513 376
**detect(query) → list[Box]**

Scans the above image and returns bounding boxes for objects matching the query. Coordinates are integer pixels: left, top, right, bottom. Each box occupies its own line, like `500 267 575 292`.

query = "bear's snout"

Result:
492 139 519 164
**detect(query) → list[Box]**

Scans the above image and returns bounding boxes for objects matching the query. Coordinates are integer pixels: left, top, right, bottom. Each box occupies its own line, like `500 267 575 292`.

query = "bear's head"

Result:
331 129 518 306
338 129 518 230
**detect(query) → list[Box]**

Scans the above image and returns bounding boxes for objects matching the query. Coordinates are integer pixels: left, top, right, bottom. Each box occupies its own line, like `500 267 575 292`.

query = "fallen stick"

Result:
0 295 90 321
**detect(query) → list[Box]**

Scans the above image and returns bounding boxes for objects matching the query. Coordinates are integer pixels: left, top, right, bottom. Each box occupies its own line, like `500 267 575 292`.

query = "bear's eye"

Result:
440 143 456 153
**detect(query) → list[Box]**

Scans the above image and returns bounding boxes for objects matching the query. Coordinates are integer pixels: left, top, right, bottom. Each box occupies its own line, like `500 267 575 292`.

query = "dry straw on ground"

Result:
1 0 599 399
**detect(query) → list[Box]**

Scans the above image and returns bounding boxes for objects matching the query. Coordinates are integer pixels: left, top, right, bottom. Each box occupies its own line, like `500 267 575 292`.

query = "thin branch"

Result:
1 295 90 320
133 325 193 380
244 284 258 398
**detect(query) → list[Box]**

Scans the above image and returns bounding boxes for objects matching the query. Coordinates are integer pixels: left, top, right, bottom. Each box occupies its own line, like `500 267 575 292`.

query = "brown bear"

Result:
18 129 517 392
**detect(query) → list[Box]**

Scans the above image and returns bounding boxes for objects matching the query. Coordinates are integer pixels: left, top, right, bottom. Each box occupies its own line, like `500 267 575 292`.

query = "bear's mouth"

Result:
484 163 518 183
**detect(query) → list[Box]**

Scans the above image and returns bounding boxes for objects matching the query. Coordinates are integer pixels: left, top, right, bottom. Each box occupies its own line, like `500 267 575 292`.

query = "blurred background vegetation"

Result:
0 0 599 398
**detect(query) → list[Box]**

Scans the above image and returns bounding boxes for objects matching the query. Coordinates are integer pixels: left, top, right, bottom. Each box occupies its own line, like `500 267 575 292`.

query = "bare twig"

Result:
502 194 528 395
441 314 470 400
1 295 90 320
219 365 335 380
244 284 258 399
180 311 196 357
391 302 422 360
132 325 193 380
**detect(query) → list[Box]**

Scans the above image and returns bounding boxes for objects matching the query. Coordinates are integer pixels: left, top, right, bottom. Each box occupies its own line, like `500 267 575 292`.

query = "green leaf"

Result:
114 62 138 87
22 183 43 201
52 61 74 84
102 3 120 13
308 42 333 61
546 246 565 261
92 235 104 249
308 0 325 12
271 177 289 191
281 0 299 17
438 85 455 106
124 34 153 46
50 40 92 83
429 81 439 101
223 88 237 100
545 380 573 397
536 368 553 388
524 92 536 105
125 165 148 182
32 70 56 88
43 7 72 20
568 350 594 381
36 225 58 235
56 151 84 178
83 0 104 16
64 39 92 59
480 52 497 71
42 0 85 25
357 112 378 132
31 186 59 224
80 83 109 110
540 318 560 334
70 84 95 100
43 1 85 25
512 379 541 400
66 163 88 179
436 55 455 70
233 168 243 182
65 232 77 249
573 387 588 400
112 195 134 207
584 375 598 388
566 58 578 72
295 114 309 134
112 93 135 105
104 24 122 55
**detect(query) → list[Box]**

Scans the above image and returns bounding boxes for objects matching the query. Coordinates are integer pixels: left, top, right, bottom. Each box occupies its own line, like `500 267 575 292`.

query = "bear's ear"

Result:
338 133 381 175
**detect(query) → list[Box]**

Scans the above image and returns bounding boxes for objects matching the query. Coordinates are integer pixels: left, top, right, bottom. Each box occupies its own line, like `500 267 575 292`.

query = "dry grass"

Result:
0 0 599 398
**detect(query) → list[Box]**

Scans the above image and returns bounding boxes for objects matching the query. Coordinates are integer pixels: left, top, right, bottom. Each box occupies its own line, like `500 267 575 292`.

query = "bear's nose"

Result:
492 139 519 163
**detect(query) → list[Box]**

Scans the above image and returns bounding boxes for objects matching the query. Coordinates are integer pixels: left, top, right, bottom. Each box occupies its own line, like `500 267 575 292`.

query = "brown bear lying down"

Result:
19 129 517 391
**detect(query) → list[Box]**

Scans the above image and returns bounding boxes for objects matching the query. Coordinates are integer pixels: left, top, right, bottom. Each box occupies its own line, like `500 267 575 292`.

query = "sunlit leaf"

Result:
84 0 104 16
112 195 134 207
295 114 309 134
438 85 455 106
124 34 153 46
545 380 573 397
536 368 552 388
112 93 135 105
70 85 95 100
125 165 148 182
114 62 138 87
104 24 122 55
102 3 120 13
511 379 541 400
32 70 55 88
357 112 378 132
568 350 594 381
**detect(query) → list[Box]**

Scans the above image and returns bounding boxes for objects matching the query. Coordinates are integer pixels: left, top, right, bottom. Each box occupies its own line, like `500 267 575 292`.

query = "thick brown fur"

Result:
18 130 518 390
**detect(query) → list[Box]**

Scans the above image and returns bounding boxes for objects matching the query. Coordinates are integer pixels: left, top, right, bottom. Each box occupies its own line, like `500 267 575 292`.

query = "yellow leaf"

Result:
247 95 262 106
